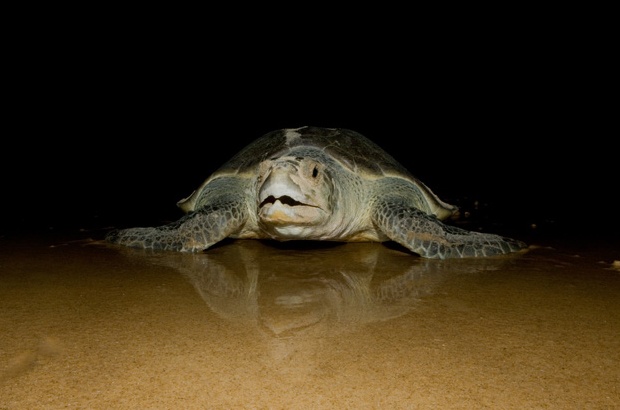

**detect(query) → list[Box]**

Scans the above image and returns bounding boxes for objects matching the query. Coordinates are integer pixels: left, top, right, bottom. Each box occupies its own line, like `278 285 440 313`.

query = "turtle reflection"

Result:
123 240 514 337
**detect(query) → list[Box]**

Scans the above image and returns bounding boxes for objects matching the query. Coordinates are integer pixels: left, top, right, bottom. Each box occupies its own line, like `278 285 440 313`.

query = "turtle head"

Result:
257 155 334 238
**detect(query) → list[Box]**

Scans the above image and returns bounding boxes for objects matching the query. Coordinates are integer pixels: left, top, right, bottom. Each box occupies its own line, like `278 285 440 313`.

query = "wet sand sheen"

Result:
1 233 619 408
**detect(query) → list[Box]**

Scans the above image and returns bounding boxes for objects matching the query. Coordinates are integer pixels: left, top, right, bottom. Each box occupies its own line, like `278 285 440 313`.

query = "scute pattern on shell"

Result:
217 126 411 178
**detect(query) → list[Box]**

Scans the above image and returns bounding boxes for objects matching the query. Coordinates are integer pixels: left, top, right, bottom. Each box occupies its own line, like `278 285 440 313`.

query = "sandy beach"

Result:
1 229 618 409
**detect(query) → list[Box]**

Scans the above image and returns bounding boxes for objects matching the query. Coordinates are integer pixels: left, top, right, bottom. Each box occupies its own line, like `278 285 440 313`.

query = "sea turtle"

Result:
106 126 527 259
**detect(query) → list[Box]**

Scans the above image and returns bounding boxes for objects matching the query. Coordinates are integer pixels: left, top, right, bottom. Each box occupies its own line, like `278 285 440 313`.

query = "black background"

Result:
3 17 616 245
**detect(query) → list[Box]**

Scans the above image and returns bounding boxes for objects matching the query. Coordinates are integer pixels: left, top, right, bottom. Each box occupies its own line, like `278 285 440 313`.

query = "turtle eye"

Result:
312 166 319 178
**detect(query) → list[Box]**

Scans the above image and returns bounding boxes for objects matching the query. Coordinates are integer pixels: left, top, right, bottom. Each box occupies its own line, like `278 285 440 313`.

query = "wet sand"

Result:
1 230 619 409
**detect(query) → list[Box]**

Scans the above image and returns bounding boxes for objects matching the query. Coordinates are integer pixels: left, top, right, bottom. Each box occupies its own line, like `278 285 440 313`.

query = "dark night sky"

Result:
3 26 616 244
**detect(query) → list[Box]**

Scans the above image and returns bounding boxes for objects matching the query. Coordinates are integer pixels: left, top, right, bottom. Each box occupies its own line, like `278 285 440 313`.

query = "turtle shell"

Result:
218 126 412 177
178 126 457 219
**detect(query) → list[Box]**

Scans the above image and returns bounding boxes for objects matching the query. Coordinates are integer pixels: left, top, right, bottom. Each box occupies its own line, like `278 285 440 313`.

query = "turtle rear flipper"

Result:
372 199 527 259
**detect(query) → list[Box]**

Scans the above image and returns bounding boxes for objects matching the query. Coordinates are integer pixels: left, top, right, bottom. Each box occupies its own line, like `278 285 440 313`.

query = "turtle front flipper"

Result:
106 199 248 252
372 199 527 259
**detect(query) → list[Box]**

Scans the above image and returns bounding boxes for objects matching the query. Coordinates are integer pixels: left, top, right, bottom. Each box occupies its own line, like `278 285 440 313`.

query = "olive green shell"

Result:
178 126 457 219
218 126 411 176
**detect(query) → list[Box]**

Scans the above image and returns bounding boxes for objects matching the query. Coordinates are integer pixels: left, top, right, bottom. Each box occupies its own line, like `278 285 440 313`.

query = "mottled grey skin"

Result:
106 126 527 259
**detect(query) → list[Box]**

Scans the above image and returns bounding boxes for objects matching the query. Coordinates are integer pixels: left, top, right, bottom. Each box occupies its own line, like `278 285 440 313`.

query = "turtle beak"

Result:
257 161 326 226
258 162 315 208
259 195 308 209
